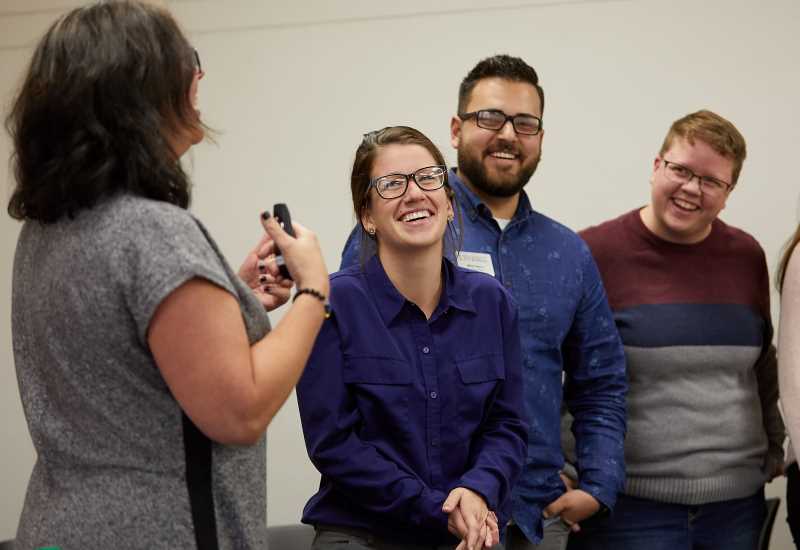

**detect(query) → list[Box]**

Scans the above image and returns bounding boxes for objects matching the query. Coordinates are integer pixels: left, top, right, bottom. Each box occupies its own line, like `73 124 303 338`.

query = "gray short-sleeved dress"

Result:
12 194 271 549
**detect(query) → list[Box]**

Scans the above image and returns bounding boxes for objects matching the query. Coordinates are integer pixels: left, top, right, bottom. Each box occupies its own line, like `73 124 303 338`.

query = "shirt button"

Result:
422 346 430 354
430 391 438 399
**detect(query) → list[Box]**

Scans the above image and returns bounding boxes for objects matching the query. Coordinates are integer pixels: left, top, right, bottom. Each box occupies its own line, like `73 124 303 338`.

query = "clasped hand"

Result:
442 487 498 550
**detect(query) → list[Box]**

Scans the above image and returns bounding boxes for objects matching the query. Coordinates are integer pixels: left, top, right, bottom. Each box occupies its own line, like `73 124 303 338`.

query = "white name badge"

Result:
456 251 495 277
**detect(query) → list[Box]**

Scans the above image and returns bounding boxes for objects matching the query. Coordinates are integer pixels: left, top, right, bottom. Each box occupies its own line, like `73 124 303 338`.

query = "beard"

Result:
457 147 540 198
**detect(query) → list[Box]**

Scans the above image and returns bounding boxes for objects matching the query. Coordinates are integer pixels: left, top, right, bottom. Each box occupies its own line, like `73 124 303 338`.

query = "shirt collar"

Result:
449 167 534 223
441 257 476 316
363 255 476 325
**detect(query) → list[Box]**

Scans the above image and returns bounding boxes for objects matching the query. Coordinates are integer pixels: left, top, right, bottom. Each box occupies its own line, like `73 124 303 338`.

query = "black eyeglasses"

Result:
193 48 203 75
459 109 542 135
370 165 447 199
660 159 732 196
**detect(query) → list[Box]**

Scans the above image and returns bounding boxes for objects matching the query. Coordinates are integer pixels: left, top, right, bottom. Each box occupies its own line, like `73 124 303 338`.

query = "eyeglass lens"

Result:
478 110 540 135
663 161 728 193
374 166 446 198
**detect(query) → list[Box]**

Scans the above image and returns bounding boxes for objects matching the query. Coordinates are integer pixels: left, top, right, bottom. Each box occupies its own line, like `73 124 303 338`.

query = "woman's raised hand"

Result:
261 215 329 297
237 232 292 311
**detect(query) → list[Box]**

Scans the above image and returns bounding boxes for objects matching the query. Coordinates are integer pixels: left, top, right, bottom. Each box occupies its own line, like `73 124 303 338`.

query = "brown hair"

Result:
350 126 460 263
659 109 747 186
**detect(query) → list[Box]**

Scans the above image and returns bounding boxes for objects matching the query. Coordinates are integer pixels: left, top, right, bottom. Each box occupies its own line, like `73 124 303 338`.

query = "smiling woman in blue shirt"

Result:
296 126 528 550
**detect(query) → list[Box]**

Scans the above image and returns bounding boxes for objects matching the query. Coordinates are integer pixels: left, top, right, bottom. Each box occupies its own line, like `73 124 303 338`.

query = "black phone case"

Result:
273 203 293 279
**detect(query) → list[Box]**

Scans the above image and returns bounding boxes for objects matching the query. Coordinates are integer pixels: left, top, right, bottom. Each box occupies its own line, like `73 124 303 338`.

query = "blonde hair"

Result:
659 110 747 185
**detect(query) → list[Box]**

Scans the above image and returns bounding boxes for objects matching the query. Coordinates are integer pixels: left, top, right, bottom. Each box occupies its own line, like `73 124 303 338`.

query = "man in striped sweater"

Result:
567 110 785 550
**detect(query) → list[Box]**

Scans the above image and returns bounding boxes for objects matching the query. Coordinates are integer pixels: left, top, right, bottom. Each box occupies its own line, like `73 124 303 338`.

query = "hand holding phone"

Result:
258 205 330 301
270 203 294 280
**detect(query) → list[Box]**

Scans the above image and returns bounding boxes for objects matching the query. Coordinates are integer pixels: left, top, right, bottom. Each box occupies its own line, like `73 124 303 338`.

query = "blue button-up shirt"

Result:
340 169 627 543
297 256 528 545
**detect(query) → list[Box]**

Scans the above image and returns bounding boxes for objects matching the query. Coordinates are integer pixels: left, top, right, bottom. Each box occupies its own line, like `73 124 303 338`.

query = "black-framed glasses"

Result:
193 48 203 75
459 109 542 135
661 159 732 196
370 165 448 199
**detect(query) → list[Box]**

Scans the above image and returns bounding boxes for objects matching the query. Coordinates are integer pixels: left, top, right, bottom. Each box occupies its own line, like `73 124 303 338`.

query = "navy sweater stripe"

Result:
615 303 765 347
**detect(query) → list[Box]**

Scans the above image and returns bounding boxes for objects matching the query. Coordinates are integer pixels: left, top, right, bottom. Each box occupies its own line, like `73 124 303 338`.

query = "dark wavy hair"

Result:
6 0 203 223
351 125 461 264
458 54 544 115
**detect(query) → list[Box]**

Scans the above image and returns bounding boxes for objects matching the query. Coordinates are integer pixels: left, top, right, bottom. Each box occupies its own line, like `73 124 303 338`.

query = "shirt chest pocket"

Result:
343 357 411 440
453 354 505 431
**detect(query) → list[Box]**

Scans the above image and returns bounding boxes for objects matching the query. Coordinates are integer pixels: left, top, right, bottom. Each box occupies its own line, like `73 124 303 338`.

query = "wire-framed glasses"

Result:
370 165 447 199
661 159 732 196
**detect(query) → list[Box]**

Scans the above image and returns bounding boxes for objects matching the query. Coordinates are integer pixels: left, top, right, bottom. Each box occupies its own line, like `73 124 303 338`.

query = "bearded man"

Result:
341 55 627 550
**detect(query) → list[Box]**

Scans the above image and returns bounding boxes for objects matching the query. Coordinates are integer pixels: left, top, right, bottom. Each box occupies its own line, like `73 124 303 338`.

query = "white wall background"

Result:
1 0 799 547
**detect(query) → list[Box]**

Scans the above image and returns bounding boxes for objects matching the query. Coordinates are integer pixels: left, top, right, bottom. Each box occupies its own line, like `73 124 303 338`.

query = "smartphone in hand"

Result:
271 203 294 280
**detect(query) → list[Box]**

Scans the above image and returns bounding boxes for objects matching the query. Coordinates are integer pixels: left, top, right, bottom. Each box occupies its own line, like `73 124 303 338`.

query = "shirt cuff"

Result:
578 479 618 512
410 487 450 532
457 473 499 512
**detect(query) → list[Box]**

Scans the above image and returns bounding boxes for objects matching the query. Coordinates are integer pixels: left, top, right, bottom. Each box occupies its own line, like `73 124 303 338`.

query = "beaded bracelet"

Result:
293 288 331 319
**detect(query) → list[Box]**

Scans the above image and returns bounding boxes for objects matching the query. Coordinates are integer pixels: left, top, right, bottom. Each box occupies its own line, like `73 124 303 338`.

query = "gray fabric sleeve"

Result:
109 201 236 347
757 343 786 467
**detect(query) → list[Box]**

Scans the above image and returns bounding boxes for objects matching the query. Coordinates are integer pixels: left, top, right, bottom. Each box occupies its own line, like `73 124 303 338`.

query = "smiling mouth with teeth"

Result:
401 210 432 222
672 198 700 211
490 151 517 160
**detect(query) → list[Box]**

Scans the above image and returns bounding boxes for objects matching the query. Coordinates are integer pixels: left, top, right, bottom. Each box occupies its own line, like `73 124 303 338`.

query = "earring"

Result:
447 213 454 222
367 226 376 236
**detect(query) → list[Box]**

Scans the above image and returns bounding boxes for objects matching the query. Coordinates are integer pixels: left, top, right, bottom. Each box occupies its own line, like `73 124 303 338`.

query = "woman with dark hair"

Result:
296 126 528 550
8 2 328 548
778 227 800 549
